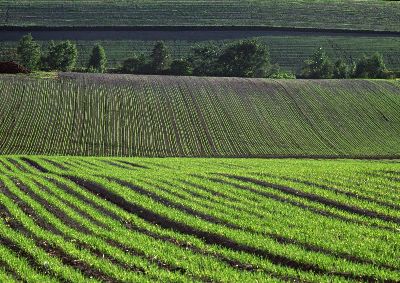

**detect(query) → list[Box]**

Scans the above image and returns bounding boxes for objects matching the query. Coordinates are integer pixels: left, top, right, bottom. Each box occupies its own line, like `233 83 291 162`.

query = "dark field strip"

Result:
0 157 399 282
0 0 398 32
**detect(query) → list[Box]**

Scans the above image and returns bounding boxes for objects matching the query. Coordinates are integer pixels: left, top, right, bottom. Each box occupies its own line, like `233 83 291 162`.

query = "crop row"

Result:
0 156 398 282
0 74 400 157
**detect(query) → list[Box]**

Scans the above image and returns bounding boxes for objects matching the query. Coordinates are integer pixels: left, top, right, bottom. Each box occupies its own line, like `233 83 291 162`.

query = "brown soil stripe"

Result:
46 178 284 277
41 158 68 171
208 177 398 233
0 259 21 282
101 160 132 170
6 158 29 173
0 183 64 236
0 160 13 172
171 178 399 271
108 177 241 230
0 204 67 282
262 173 400 210
12 178 92 234
32 180 109 230
116 160 149 169
20 158 49 173
1 183 148 280
223 175 400 225
47 177 125 223
64 175 382 281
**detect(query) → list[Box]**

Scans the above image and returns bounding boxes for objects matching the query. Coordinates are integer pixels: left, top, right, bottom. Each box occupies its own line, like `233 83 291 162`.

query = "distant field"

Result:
1 32 400 72
0 0 399 32
0 156 399 282
0 73 399 157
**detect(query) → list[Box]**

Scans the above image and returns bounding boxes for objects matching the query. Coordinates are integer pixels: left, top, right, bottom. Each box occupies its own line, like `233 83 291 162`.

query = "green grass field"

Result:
0 156 399 282
2 34 400 72
0 73 399 157
1 0 399 32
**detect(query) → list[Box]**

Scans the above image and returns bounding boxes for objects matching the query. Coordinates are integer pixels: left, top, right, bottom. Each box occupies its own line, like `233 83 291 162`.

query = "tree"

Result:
188 44 221 76
87 44 107 73
169 59 192 76
333 59 351 79
353 53 387 78
46 41 78 71
16 34 41 71
217 40 270 77
301 48 334 79
121 53 148 74
150 41 171 73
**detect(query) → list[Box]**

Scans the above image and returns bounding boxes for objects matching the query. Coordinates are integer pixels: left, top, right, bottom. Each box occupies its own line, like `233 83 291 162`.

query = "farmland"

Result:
0 156 399 282
1 32 400 72
0 74 399 157
0 0 399 32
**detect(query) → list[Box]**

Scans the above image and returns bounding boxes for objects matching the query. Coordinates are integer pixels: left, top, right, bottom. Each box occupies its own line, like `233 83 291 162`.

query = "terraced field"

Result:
0 73 399 157
1 34 400 72
1 0 399 32
0 157 399 282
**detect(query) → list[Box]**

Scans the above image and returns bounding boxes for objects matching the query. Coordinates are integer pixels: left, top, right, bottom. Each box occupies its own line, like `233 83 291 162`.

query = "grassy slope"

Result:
0 0 399 32
0 156 399 282
0 73 399 157
2 35 400 72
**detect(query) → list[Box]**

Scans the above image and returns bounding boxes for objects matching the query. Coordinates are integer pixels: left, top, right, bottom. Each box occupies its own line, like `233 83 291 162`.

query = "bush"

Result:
46 41 78 71
169 59 192 76
301 48 333 79
188 44 221 76
87 44 107 73
150 41 171 74
16 34 41 71
353 53 387 78
0 61 29 74
217 40 270 78
121 54 149 74
332 59 351 79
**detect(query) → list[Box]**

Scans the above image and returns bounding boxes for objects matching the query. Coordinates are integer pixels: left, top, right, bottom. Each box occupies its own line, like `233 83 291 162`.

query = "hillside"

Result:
0 0 399 32
0 73 399 157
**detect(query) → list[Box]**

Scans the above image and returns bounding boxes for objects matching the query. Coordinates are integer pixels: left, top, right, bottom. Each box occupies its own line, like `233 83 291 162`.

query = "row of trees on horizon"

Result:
3 33 398 79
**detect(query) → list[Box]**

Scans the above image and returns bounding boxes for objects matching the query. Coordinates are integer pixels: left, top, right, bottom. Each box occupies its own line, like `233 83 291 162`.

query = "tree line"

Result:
5 33 399 79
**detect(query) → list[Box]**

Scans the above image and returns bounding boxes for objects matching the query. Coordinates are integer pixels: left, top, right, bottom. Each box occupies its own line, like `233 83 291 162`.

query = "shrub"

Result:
46 41 78 71
87 44 107 73
16 34 41 71
169 59 192 76
150 41 171 74
353 53 387 78
217 40 270 78
301 48 333 79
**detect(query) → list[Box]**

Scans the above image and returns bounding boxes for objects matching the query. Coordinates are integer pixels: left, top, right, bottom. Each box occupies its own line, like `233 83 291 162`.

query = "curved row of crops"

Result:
0 74 399 157
0 156 398 282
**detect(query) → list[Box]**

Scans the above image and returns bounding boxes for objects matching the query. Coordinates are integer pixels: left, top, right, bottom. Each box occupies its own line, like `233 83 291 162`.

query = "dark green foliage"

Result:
333 59 351 79
87 44 107 73
301 48 333 79
121 54 149 74
189 44 221 76
46 41 78 71
16 34 41 71
169 59 192 76
217 40 270 78
354 53 388 78
150 42 171 74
